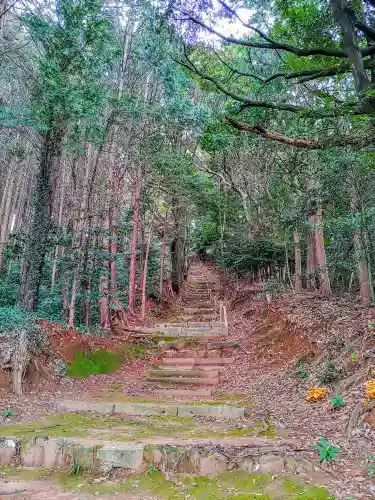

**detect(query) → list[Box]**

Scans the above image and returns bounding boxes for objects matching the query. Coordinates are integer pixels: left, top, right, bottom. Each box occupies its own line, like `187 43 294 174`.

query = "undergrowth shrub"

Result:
319 360 342 383
367 453 375 477
313 437 340 463
330 394 345 409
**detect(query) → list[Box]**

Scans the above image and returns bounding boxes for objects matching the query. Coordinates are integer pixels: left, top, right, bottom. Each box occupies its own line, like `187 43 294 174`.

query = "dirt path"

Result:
0 481 154 500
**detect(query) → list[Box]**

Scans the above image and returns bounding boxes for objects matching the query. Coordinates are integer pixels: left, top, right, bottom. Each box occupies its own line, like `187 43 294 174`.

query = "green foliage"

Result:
67 349 122 378
69 461 81 476
0 307 39 334
1 408 14 417
216 237 286 276
330 394 345 409
319 360 342 384
367 453 375 477
297 364 310 379
313 437 340 463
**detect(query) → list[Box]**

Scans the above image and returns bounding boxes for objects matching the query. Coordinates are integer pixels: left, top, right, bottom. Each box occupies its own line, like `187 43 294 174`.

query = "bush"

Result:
330 394 345 409
313 437 340 463
319 360 342 383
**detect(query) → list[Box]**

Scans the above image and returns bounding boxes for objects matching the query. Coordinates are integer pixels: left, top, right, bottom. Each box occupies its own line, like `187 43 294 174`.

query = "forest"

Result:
3 1 375 498
1 0 375 328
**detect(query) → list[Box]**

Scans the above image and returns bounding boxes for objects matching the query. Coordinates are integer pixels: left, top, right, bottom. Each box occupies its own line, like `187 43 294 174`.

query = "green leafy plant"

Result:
330 394 345 409
1 408 14 417
367 453 375 477
146 465 159 474
319 360 342 383
69 461 81 476
297 364 310 379
351 353 358 361
313 437 340 463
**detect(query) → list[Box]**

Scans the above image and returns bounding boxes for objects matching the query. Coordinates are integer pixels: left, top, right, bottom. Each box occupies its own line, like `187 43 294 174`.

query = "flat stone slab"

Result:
154 388 213 397
59 400 245 420
146 376 219 386
96 442 144 469
177 404 244 419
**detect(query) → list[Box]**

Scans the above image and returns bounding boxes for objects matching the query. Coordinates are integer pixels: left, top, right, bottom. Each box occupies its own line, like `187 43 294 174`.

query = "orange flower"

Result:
365 380 375 399
306 387 327 402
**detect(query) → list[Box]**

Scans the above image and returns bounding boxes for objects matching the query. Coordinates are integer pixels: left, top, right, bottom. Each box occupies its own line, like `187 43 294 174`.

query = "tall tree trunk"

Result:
306 216 317 291
98 225 110 329
141 221 153 320
18 127 63 311
51 167 67 289
128 178 141 313
159 213 167 303
350 184 372 305
0 162 15 273
313 211 331 296
170 198 186 294
293 230 302 293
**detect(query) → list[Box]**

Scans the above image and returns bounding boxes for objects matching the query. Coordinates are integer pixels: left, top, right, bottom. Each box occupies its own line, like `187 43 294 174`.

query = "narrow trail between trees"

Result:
1 259 375 499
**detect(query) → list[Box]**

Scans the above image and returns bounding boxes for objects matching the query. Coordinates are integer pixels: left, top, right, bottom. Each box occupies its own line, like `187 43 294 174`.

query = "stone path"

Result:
141 259 234 398
0 259 340 498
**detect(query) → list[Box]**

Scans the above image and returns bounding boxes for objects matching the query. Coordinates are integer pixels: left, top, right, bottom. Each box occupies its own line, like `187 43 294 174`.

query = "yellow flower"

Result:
365 380 375 399
306 387 327 402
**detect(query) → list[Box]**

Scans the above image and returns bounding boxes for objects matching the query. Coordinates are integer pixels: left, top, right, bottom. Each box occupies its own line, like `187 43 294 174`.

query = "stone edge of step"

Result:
57 400 246 419
0 434 307 476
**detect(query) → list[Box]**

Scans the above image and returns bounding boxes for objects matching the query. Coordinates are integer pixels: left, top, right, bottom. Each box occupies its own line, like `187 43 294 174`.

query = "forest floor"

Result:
2 265 375 498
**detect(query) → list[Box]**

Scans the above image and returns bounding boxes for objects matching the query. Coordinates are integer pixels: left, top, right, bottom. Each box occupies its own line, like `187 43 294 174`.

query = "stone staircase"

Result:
142 259 233 397
0 259 335 498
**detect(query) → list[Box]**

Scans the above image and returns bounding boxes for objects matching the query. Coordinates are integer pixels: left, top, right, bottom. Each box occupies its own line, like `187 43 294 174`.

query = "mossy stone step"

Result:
58 400 245 419
161 357 232 366
148 368 220 379
0 435 312 478
146 376 219 386
154 388 213 397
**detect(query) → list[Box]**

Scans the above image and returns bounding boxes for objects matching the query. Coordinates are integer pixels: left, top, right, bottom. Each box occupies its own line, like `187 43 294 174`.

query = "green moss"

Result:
283 478 334 499
67 350 122 377
0 413 281 443
0 466 51 481
54 470 335 499
1 468 334 499
96 394 159 403
259 424 276 439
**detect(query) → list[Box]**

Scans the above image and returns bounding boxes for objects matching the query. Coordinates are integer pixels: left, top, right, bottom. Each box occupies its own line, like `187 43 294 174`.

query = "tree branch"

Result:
176 50 309 113
225 117 373 149
225 117 324 149
177 8 375 58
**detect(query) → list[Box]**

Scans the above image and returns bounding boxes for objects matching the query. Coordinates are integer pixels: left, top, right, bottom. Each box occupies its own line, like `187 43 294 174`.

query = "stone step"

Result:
154 388 213 397
146 376 219 386
161 364 226 372
162 357 232 366
183 301 212 308
0 435 307 476
183 308 216 315
182 314 218 322
148 369 220 379
58 400 245 419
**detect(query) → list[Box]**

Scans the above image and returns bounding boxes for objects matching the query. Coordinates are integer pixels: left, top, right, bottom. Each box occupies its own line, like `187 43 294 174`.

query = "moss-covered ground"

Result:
66 343 149 378
0 467 335 499
0 413 277 441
